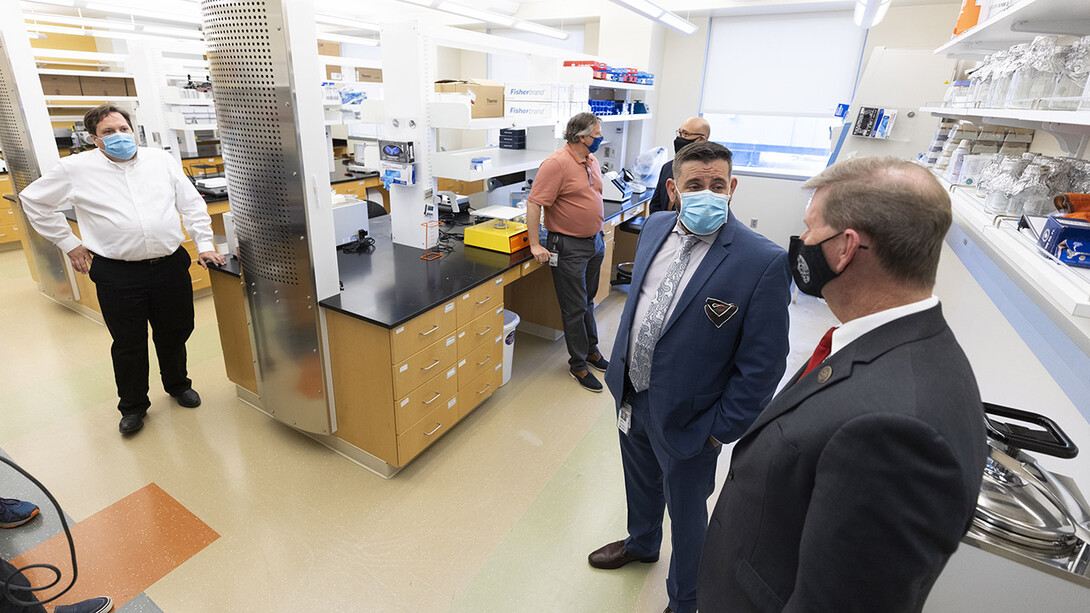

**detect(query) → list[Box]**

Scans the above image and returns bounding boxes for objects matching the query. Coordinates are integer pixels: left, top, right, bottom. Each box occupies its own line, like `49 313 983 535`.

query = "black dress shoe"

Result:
588 540 658 569
587 352 610 372
171 388 201 408
570 369 603 392
119 413 146 435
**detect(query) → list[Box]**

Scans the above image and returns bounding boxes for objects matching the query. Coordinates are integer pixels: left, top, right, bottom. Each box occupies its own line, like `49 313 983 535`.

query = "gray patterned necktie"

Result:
630 234 699 392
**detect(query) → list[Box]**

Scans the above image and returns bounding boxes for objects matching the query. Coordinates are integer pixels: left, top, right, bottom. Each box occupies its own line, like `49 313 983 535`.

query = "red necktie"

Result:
801 327 838 378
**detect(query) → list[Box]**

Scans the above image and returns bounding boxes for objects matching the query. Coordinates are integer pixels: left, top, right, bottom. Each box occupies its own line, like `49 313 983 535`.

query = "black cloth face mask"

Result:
674 136 699 154
788 232 844 298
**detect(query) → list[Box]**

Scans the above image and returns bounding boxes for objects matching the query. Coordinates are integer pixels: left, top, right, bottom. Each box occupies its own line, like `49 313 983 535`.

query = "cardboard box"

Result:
504 82 555 101
434 79 504 118
1037 215 1090 268
80 76 128 97
317 40 341 57
326 67 343 81
125 78 138 97
436 178 485 195
39 75 82 96
504 100 554 123
356 67 383 83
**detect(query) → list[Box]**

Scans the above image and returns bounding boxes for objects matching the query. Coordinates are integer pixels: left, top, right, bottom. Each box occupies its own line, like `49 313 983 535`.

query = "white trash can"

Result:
502 309 520 386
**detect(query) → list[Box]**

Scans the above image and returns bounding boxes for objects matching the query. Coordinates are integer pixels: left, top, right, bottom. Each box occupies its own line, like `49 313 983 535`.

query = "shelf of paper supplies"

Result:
938 175 1090 318
935 0 1090 57
428 101 556 130
431 147 550 182
921 106 1090 129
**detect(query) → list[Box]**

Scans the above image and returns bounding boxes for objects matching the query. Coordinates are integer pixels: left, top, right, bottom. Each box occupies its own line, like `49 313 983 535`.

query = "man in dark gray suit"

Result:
697 156 987 613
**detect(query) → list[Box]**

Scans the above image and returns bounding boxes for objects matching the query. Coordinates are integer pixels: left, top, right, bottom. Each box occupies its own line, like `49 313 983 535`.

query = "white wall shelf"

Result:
166 97 215 106
598 112 652 123
921 105 1090 155
38 68 134 78
43 95 138 102
939 174 1090 318
935 0 1090 58
431 147 552 182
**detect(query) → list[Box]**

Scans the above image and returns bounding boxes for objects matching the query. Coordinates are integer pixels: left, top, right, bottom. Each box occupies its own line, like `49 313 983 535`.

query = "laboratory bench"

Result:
207 189 652 474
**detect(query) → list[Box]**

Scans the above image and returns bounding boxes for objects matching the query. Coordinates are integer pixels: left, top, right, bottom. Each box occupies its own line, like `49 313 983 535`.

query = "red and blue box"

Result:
1037 215 1090 268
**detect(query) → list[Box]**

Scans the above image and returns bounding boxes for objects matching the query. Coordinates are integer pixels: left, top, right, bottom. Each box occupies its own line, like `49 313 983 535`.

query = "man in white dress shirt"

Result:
20 105 227 435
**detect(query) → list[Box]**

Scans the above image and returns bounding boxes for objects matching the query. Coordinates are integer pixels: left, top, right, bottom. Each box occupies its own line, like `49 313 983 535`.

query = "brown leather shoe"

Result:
663 608 674 613
587 540 658 569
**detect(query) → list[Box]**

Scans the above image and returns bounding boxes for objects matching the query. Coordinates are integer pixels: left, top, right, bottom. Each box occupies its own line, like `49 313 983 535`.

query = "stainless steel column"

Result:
201 0 338 434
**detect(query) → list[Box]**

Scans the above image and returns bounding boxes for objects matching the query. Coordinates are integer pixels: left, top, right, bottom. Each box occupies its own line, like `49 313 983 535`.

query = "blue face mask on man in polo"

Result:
676 187 731 235
584 135 604 154
100 132 138 160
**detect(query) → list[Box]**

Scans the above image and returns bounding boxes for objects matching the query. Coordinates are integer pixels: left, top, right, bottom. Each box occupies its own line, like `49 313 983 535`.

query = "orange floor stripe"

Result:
10 483 219 608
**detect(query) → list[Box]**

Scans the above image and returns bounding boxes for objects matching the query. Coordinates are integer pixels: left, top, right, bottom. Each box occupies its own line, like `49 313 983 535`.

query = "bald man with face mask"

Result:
648 117 710 214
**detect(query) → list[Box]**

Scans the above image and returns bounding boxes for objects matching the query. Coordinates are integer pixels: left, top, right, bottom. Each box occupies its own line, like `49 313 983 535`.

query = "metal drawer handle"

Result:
420 359 441 371
475 326 493 337
419 324 440 336
424 423 442 436
476 384 491 395
475 295 492 306
476 355 493 366
422 391 442 405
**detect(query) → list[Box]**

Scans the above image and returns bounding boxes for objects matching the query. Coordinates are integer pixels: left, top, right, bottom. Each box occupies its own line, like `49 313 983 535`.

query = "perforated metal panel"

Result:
0 34 74 303
201 0 331 434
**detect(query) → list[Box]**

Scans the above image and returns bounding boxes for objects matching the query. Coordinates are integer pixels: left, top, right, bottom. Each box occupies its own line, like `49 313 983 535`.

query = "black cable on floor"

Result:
0 456 78 608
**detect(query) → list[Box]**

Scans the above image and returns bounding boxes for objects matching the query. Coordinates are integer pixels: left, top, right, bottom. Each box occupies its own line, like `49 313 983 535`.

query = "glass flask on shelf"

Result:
983 156 1031 215
1048 36 1090 110
1006 37 1061 109
1007 162 1053 217
987 47 1023 108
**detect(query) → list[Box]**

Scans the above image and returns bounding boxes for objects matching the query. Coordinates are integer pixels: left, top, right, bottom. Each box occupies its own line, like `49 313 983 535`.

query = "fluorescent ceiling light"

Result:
613 0 663 19
20 0 76 7
401 0 437 6
437 1 515 27
315 15 380 32
854 0 892 29
658 11 698 35
606 0 697 35
315 33 379 47
514 21 569 41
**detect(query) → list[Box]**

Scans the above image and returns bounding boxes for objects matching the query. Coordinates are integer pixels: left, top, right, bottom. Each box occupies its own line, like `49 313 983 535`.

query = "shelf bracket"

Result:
1010 19 1090 37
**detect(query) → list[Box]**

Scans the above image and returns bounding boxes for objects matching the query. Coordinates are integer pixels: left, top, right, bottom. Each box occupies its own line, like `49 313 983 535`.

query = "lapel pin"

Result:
704 298 738 329
817 366 833 383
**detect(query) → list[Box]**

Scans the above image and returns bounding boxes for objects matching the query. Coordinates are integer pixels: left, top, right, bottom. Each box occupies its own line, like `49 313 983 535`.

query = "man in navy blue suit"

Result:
587 141 792 613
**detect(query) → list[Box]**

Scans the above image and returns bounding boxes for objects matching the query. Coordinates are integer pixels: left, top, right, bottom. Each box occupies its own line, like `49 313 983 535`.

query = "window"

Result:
700 11 865 177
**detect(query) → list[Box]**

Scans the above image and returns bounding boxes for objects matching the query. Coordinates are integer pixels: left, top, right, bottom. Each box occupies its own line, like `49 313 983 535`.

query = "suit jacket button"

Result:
817 365 833 383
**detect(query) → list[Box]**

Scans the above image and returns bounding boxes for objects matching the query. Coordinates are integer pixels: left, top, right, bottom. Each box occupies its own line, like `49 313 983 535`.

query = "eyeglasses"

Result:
677 129 707 139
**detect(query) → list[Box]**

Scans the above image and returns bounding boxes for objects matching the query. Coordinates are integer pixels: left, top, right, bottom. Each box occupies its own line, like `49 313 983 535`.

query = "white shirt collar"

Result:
829 296 939 357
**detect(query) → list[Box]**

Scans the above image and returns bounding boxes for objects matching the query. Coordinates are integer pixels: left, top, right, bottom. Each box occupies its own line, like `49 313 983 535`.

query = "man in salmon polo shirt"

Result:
526 112 610 392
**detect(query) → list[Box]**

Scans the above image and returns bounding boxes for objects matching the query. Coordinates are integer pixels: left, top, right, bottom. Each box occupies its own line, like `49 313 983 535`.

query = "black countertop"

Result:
213 189 652 329
197 160 377 206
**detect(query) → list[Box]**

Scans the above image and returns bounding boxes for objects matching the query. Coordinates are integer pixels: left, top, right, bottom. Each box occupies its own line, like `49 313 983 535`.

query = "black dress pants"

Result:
0 558 46 613
88 247 194 416
546 231 605 372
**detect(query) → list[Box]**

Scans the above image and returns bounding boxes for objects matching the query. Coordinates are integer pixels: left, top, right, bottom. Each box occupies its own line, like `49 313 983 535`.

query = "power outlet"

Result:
750 218 759 228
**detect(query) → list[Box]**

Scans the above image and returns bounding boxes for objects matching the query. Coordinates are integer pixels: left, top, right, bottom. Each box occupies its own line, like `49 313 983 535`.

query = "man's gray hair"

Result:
803 156 952 289
563 112 600 144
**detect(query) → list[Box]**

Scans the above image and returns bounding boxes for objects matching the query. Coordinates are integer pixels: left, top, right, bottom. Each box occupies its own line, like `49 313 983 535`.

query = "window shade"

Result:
701 11 865 117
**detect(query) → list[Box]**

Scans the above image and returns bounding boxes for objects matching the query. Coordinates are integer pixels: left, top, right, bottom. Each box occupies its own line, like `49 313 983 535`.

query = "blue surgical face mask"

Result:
585 135 604 154
676 187 731 235
100 132 137 160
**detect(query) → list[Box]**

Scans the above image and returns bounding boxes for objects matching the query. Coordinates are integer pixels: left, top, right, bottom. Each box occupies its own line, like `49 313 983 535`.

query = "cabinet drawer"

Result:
603 223 615 242
0 225 22 244
456 334 502 389
455 276 503 326
390 300 457 363
394 368 459 435
396 394 460 465
459 364 502 419
455 306 503 357
520 258 544 276
332 181 365 197
0 208 17 222
392 333 458 399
